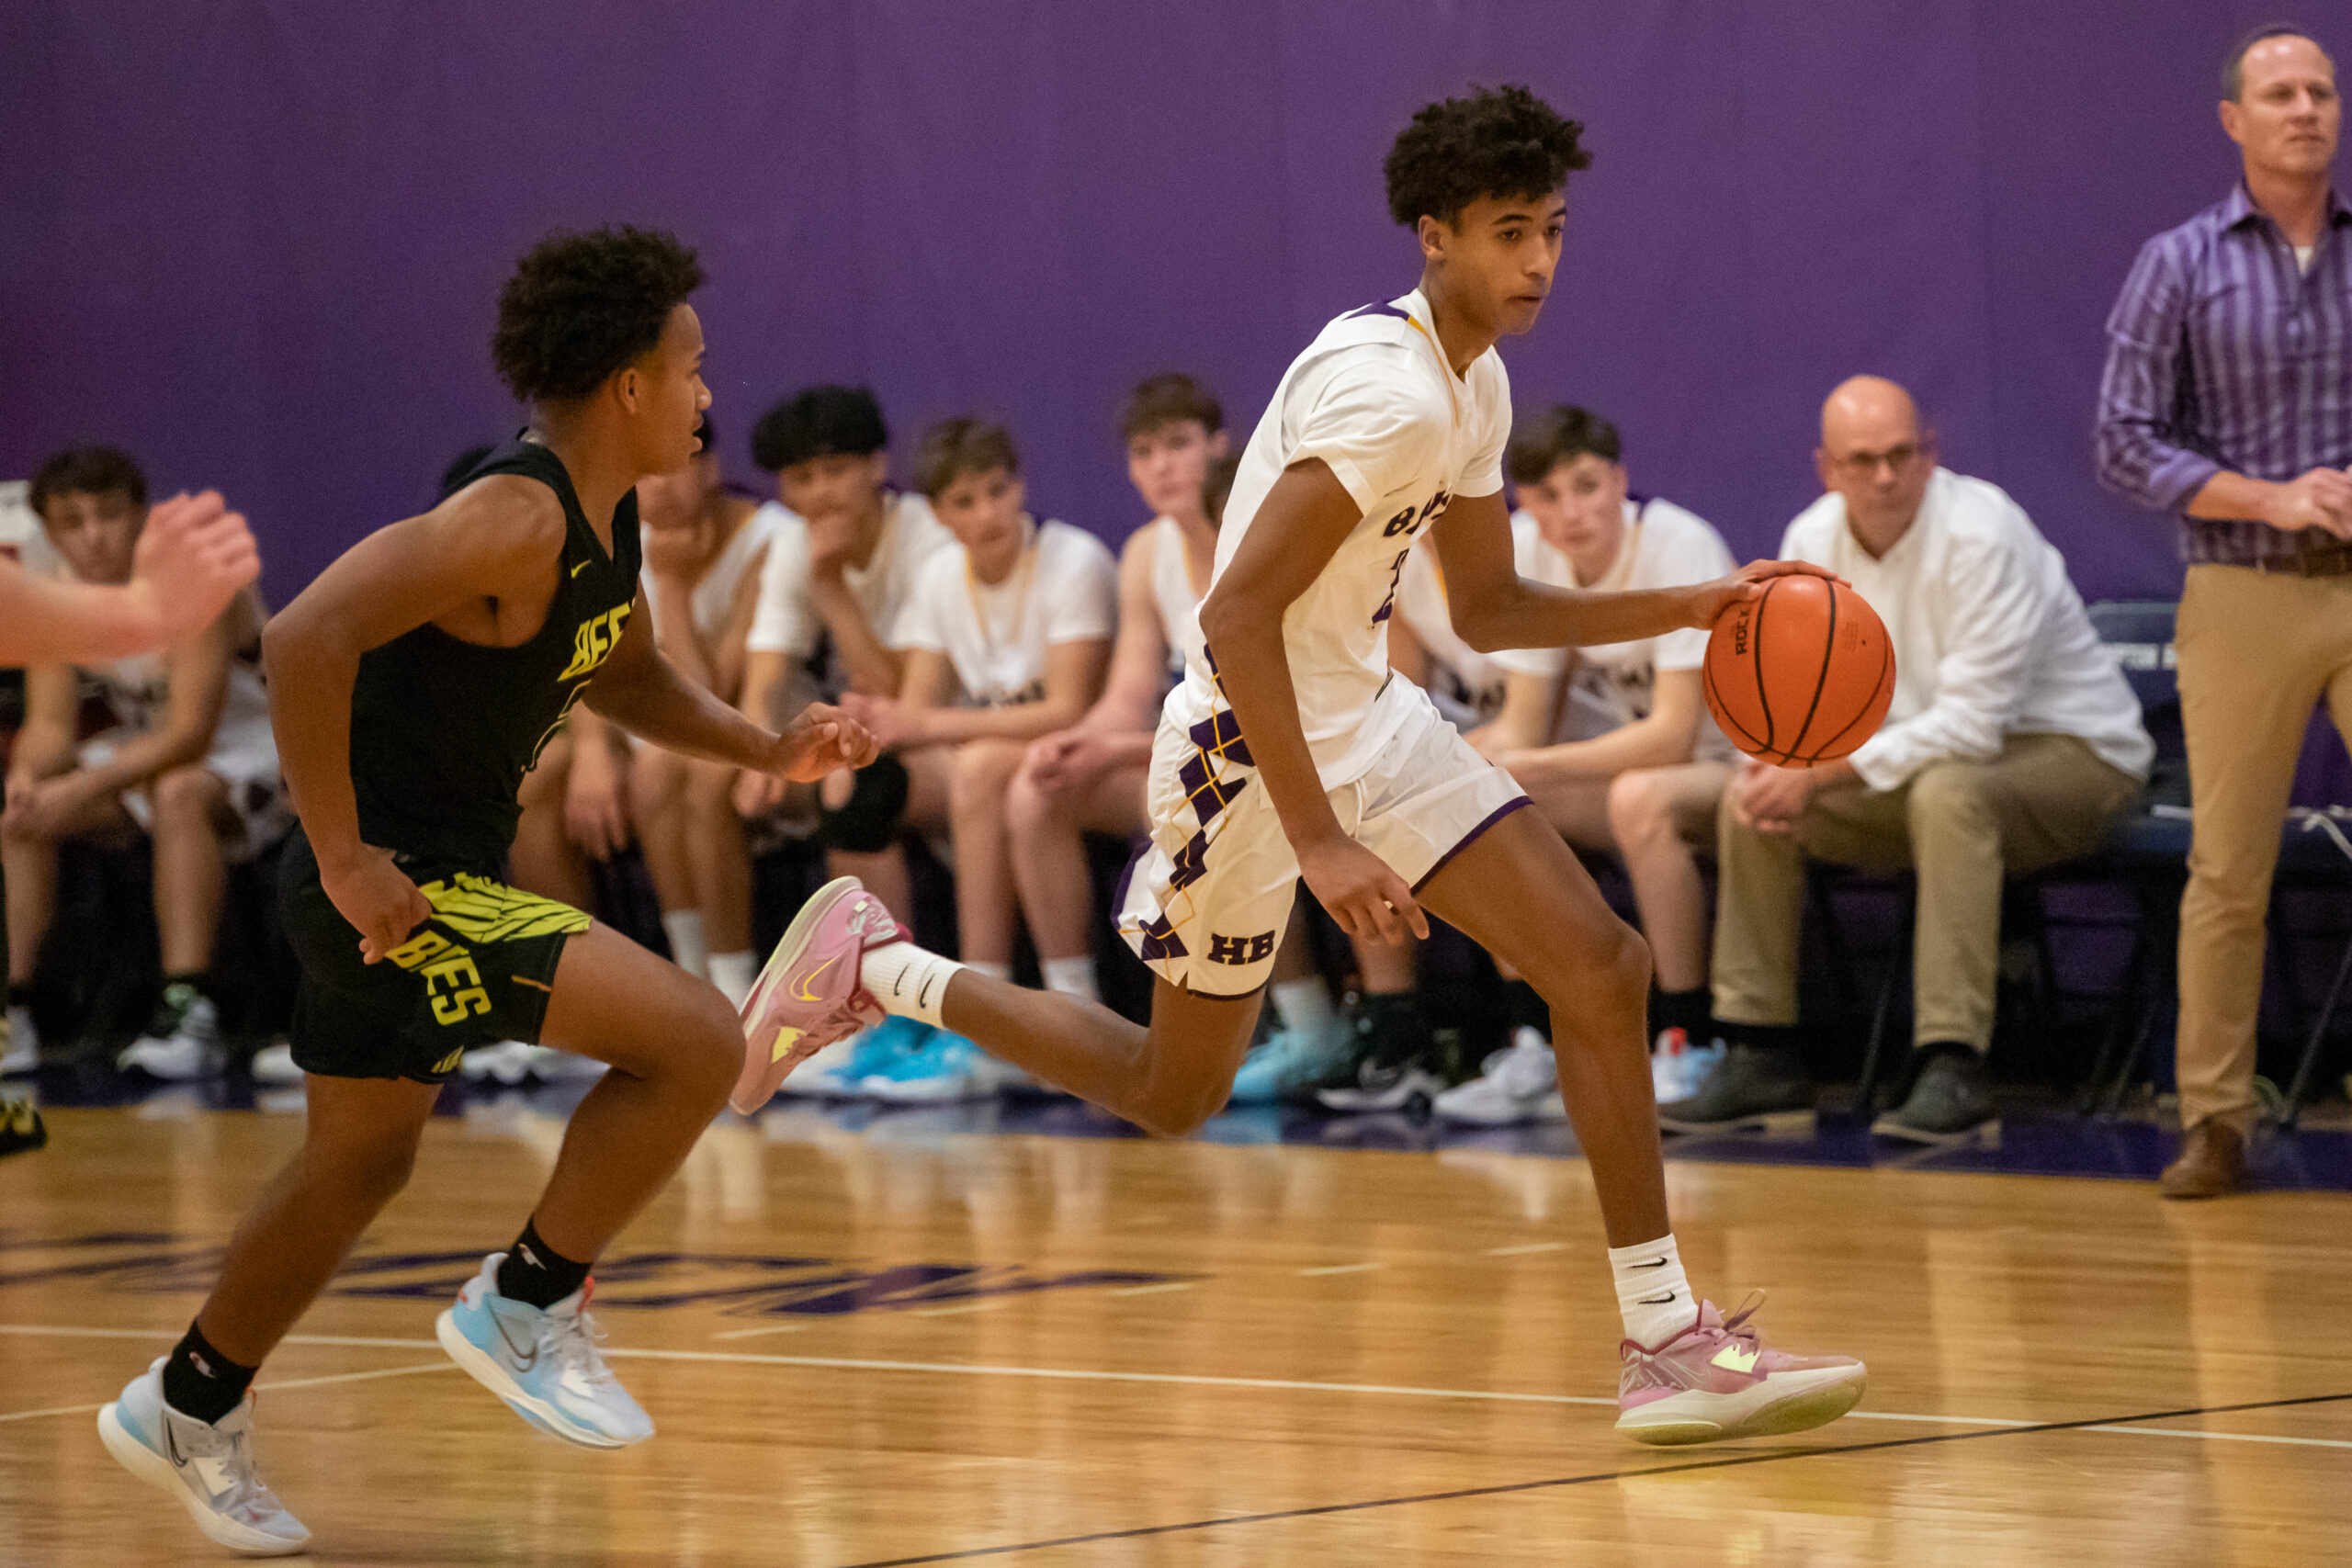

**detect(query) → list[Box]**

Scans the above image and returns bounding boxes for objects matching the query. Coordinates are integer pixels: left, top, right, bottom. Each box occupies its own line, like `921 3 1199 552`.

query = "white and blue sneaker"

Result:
435 1253 652 1449
1229 1024 1352 1105
784 1015 932 1099
862 1029 1023 1104
96 1358 310 1557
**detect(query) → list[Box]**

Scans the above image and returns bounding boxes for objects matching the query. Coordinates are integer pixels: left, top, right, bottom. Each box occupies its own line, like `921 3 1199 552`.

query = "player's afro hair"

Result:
492 225 705 403
1385 84 1589 229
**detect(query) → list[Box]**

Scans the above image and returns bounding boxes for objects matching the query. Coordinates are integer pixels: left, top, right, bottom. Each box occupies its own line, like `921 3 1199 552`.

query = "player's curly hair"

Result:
492 225 705 403
1384 85 1590 229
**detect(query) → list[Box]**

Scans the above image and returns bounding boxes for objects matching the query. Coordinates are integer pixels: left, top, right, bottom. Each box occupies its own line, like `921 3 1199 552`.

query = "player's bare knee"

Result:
313 1130 422 1205
1606 771 1668 846
1003 768 1049 840
670 986 742 1106
949 739 1023 812
152 765 221 826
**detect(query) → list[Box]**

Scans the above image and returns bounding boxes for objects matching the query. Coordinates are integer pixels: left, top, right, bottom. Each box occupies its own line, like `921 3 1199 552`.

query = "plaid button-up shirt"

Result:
2097 182 2352 566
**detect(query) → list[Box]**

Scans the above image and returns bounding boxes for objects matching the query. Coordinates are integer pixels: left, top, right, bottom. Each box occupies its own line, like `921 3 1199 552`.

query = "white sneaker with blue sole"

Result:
435 1252 652 1449
96 1358 311 1557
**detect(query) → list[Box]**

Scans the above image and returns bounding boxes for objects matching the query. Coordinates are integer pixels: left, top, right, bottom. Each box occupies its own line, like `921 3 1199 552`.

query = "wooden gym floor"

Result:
4 1099 2348 1565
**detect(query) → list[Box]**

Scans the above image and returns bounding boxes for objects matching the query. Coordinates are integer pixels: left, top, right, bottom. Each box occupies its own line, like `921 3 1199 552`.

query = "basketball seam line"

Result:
1782 578 1838 765
1803 632 1893 766
1750 578 1777 760
1703 659 1766 752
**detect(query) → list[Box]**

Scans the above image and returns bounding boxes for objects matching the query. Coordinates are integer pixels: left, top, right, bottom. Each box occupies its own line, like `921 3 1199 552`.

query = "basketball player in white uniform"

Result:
6 449 288 1083
743 85 1864 1443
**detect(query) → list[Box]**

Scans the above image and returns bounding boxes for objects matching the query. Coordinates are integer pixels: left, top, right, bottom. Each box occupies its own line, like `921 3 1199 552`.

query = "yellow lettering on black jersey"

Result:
558 603 633 682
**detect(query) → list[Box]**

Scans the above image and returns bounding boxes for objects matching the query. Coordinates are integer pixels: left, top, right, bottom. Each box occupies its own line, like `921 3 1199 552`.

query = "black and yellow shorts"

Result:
279 829 592 1083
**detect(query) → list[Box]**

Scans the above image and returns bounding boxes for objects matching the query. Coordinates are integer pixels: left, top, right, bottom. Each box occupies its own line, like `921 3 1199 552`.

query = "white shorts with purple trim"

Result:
1116 681 1529 998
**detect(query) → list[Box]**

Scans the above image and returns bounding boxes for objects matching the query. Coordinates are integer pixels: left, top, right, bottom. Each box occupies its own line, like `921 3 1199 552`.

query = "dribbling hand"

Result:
1687 559 1846 628
1298 833 1428 945
773 703 880 782
128 491 261 640
321 845 433 964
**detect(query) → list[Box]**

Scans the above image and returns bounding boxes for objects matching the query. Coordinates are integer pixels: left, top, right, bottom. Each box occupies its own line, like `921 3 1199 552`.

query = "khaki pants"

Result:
2175 564 2352 1136
1713 734 2140 1051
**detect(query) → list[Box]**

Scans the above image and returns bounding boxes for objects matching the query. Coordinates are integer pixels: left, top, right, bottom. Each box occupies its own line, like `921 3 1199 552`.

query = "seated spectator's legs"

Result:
1713 736 2135 1052
945 737 1028 973
4 789 135 994
820 748 950 933
1905 737 2137 1051
145 763 235 983
2175 567 2352 1143
1606 760 1731 998
1006 754 1150 1002
510 731 595 911
683 756 756 1002
628 743 706 977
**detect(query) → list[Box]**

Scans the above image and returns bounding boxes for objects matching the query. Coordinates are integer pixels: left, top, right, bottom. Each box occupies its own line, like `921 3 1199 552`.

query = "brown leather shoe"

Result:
2159 1119 2246 1200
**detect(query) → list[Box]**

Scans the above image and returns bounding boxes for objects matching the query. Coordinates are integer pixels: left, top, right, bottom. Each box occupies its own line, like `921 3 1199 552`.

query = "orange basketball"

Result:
1702 575 1895 767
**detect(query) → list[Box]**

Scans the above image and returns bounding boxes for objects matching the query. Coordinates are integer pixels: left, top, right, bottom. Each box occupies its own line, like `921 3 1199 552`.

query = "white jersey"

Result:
1148 515 1207 677
1495 497 1739 757
1180 289 1510 785
642 502 782 646
1394 519 1531 724
744 491 955 660
899 517 1117 707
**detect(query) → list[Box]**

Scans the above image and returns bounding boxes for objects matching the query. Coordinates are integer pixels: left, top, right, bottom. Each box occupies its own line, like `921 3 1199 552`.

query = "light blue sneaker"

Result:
435 1253 651 1449
1228 1025 1351 1105
862 1029 1023 1103
97 1358 310 1556
808 1015 934 1098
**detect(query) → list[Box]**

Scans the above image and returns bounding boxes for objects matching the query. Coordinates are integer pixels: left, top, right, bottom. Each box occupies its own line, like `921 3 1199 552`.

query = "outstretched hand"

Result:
772 702 879 782
130 491 261 639
1686 559 1846 630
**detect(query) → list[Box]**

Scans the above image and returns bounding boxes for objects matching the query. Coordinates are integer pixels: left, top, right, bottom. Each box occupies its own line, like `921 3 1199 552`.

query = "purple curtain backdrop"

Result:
4 3 2341 789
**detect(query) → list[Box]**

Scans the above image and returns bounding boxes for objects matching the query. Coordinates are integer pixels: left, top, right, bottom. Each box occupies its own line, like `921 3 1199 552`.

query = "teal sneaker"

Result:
97 1358 310 1556
435 1253 651 1449
1228 1025 1351 1105
862 1029 1023 1103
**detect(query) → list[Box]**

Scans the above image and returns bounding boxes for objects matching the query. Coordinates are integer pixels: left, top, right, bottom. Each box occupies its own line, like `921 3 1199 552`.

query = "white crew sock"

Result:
707 951 755 1010
1609 1234 1697 1348
1272 976 1337 1038
861 942 967 1028
1040 957 1101 1004
662 910 710 980
964 960 1012 984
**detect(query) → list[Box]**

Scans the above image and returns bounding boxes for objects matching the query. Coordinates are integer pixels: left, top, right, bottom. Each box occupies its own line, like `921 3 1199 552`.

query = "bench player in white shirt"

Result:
6 448 288 1084
739 85 1864 1443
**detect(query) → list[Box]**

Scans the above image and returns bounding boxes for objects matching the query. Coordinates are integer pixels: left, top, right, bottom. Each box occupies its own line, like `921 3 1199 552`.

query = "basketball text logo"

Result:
1207 931 1277 965
559 603 633 681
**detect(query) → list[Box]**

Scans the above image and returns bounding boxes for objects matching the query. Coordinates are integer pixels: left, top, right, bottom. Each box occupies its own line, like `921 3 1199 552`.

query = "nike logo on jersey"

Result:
571 560 592 579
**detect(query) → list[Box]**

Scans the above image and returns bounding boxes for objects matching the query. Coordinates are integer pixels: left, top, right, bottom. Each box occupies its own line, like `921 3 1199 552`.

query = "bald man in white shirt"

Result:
1662 377 2151 1142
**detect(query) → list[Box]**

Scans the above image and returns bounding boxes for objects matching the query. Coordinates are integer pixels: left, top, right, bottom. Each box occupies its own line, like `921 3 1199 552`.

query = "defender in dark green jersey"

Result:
96 227 876 1556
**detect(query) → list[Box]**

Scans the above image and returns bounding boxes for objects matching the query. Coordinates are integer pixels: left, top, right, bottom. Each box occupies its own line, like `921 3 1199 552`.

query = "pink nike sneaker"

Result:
729 876 905 1114
1614 1293 1866 1445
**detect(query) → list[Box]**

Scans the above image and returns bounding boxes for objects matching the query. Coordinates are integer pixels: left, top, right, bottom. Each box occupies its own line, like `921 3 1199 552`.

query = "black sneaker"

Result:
1871 1044 1997 1143
0 1090 46 1158
1314 994 1442 1111
1657 1043 1816 1134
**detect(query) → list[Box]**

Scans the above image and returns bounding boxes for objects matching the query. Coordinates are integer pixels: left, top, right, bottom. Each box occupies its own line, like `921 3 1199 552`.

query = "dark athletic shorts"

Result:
279 828 591 1083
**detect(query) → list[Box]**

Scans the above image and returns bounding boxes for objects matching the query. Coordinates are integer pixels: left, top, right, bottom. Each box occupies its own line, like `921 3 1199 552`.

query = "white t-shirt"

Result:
1186 288 1510 786
744 491 955 660
1147 515 1207 677
1393 519 1527 723
1495 497 1736 755
1780 468 2154 790
641 502 783 645
899 517 1116 707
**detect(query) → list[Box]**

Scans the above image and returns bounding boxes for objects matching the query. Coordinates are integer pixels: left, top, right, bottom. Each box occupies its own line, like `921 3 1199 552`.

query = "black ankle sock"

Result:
495 1218 592 1308
162 1320 255 1425
1651 987 1713 1043
1354 991 1434 1066
1502 979 1549 1038
1719 1020 1800 1054
5 981 30 1010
